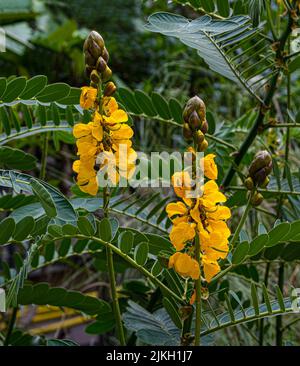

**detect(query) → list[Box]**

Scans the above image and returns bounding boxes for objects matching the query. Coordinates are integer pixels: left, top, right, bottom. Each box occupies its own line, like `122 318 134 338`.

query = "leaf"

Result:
266 222 290 247
248 234 268 256
57 87 81 105
152 92 171 120
134 90 156 117
0 77 7 99
77 216 95 236
0 106 11 135
232 241 249 264
19 75 47 100
13 216 35 241
169 98 183 124
118 88 142 114
289 56 300 73
1 77 27 103
123 300 181 346
85 312 115 335
145 12 270 102
0 217 15 245
98 218 112 242
134 242 149 265
217 0 230 17
163 298 182 329
118 230 134 254
0 146 37 170
31 179 57 218
36 83 71 103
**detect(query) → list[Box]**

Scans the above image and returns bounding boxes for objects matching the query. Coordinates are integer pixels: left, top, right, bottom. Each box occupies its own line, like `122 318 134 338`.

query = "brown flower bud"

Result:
90 70 100 84
85 65 94 78
102 47 109 63
251 192 264 206
198 139 208 152
104 81 117 96
84 50 95 67
249 150 272 186
195 130 205 144
96 56 107 73
244 177 254 190
260 177 270 188
200 119 208 134
183 123 193 141
84 31 105 60
188 111 201 130
102 66 112 82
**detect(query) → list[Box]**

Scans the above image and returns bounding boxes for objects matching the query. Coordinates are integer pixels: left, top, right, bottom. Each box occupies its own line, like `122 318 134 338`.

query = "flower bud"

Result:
249 150 272 186
183 123 193 141
198 139 208 152
84 31 105 60
200 120 208 134
85 65 94 78
102 66 112 82
90 70 100 84
188 111 201 130
104 81 117 96
84 50 95 67
251 192 264 206
195 130 205 144
102 47 110 63
244 177 254 190
96 56 107 73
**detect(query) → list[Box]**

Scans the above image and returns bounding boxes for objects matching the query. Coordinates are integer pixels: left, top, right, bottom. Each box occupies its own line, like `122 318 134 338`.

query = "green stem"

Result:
103 187 126 346
230 193 253 249
194 234 202 346
276 263 285 346
259 262 271 346
40 132 49 180
228 185 300 197
4 307 18 346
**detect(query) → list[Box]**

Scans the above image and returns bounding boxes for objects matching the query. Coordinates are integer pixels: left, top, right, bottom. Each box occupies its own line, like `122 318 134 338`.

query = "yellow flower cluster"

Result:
167 152 231 283
73 87 136 195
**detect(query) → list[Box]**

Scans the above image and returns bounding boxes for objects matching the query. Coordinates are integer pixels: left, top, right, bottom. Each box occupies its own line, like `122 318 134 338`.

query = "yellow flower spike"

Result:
169 252 200 280
203 154 218 180
202 255 220 283
169 222 196 251
80 86 98 109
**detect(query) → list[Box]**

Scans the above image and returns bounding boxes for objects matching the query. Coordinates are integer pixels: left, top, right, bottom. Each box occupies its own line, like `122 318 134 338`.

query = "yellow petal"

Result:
73 123 92 138
203 154 218 180
202 255 220 282
80 87 97 110
166 201 188 219
103 109 128 124
169 222 196 250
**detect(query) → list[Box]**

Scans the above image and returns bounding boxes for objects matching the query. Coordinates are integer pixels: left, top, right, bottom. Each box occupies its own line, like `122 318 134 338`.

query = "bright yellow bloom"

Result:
80 87 98 109
169 221 196 250
102 97 128 125
202 255 220 283
72 159 98 196
169 252 200 280
203 153 218 180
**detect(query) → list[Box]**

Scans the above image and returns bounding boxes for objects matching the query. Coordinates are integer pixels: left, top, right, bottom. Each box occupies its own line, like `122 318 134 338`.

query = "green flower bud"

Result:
244 177 254 190
251 192 264 206
260 177 270 188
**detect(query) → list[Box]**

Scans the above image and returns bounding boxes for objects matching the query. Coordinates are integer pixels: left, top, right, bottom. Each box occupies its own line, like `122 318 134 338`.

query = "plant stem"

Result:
259 262 271 346
230 193 252 249
4 307 18 346
194 233 202 346
40 132 49 180
103 186 126 346
276 263 285 346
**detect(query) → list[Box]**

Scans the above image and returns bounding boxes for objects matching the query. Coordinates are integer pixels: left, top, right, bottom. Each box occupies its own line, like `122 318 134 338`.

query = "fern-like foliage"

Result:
145 12 275 102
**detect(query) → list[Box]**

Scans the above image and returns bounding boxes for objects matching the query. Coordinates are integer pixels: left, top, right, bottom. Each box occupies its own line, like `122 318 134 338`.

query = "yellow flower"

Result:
169 221 196 250
72 159 98 196
80 87 98 109
102 97 128 126
202 255 220 283
110 124 134 151
169 252 200 280
171 171 193 205
203 153 218 180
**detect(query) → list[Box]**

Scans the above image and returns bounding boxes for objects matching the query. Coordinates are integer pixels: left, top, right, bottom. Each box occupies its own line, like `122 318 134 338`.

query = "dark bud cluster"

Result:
182 96 208 151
